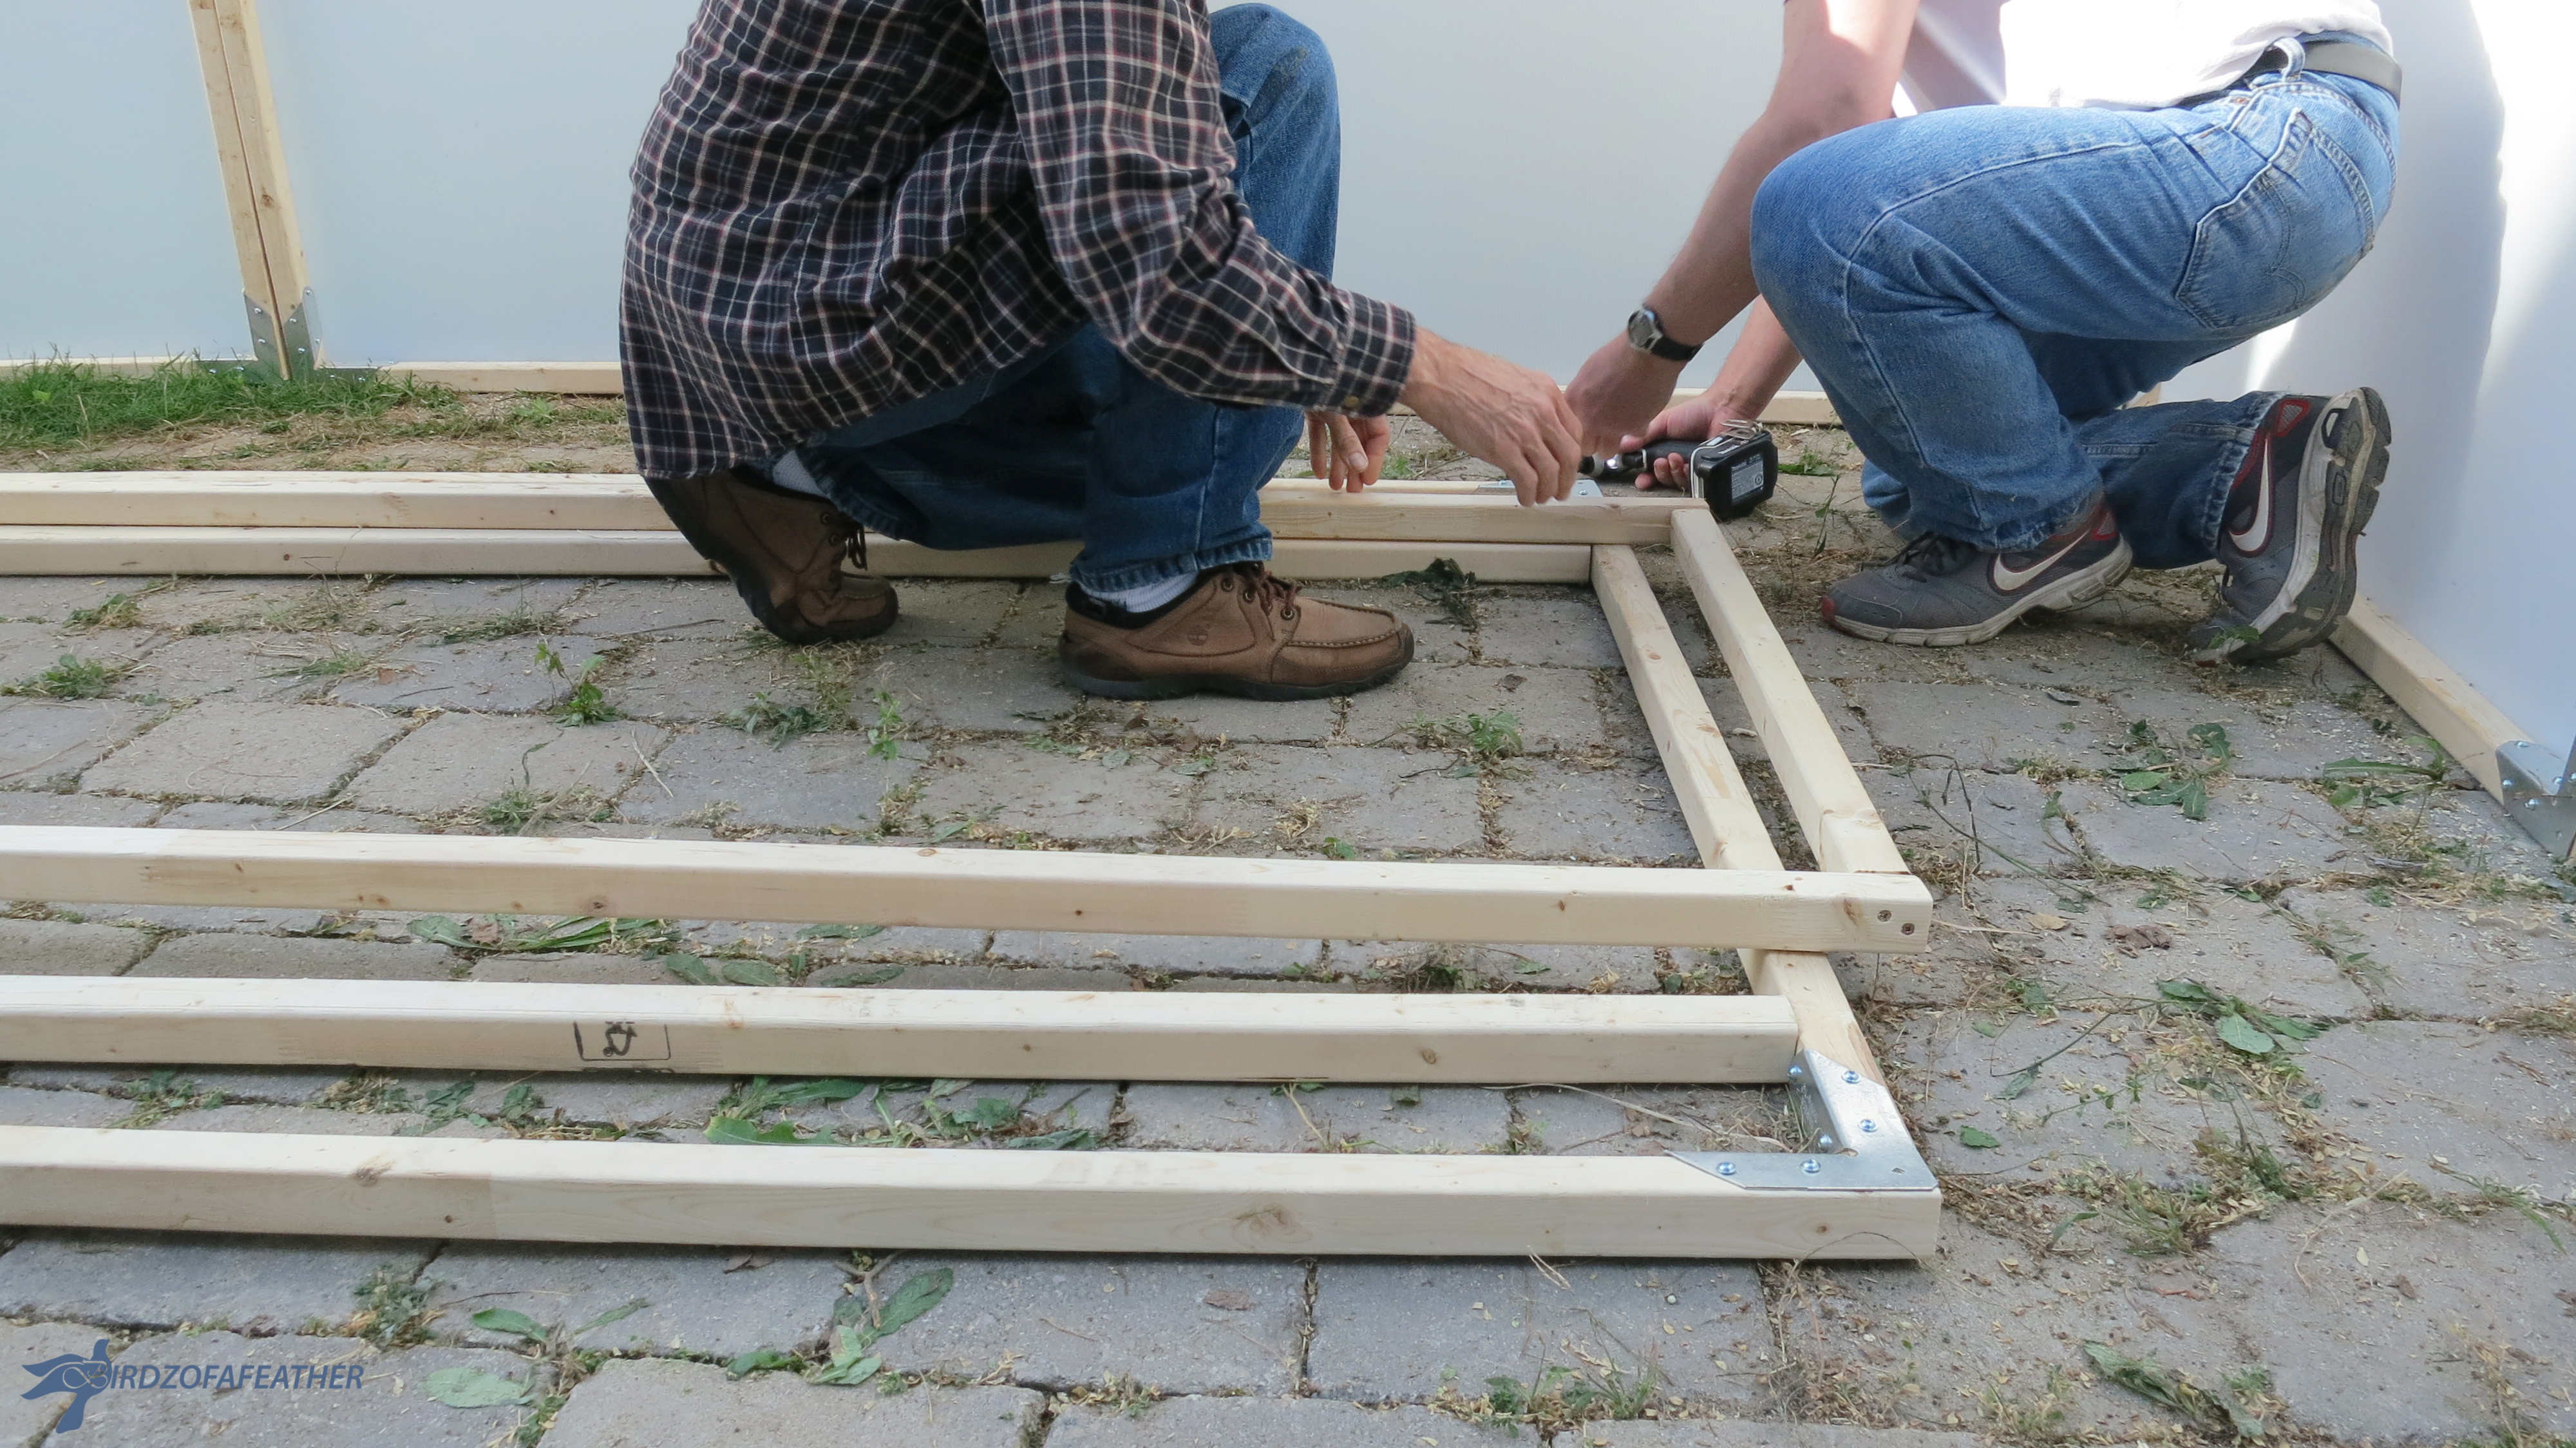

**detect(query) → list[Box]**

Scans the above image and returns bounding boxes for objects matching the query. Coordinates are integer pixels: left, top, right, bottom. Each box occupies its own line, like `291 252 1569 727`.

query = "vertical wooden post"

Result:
188 0 317 376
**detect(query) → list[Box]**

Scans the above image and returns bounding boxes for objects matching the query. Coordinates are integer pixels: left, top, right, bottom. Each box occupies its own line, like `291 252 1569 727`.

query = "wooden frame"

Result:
188 0 318 377
0 475 1936 1257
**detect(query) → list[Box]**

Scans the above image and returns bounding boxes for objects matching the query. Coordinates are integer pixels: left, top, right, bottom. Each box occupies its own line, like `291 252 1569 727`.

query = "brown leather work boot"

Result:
645 467 897 644
1058 562 1412 700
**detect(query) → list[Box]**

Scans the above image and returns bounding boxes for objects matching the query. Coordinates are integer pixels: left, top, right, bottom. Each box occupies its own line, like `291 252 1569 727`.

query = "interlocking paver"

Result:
468 951 684 986
2299 1022 2576 1192
1514 1085 1793 1156
605 634 798 720
1193 744 1482 855
0 1083 125 1128
1307 1260 1772 1404
128 933 456 980
914 741 1193 841
2199 1203 2576 1442
872 1254 1305 1393
79 701 404 803
1850 680 2120 772
0 698 151 786
109 632 329 703
6 1064 342 1105
988 931 1323 978
540 1358 1043 1447
2100 688 2394 780
328 636 609 713
562 578 742 638
1596 1421 1984 1447
2276 884 2576 1018
1051 1397 1522 1447
0 789 156 826
0 917 153 975
1492 761 1696 862
616 727 917 831
0 1233 431 1334
1868 767 2075 877
346 714 667 815
0 577 138 621
1144 691 1341 744
60 1333 534 1447
1341 662 1605 753
862 645 1085 732
1475 592 1620 669
370 576 587 622
2058 777 2351 882
1 1320 107 1442
422 1245 848 1358
1973 877 2373 1016
876 580 1020 646
1122 1083 1507 1153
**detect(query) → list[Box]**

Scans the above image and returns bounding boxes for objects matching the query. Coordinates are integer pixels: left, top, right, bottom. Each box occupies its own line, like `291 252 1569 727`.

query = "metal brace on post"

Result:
1669 1049 1937 1192
2499 738 2576 862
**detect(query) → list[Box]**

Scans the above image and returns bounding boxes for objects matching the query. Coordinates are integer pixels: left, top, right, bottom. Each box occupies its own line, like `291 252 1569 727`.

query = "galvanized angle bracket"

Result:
2498 739 2576 862
1669 1049 1936 1192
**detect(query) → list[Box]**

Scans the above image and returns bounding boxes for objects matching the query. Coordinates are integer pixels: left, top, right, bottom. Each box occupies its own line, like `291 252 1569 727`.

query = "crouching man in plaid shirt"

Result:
623 0 1584 700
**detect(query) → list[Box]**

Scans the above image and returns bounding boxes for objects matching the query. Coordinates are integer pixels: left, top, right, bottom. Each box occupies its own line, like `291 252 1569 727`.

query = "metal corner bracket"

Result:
2498 739 2576 862
1669 1048 1937 1192
223 289 329 381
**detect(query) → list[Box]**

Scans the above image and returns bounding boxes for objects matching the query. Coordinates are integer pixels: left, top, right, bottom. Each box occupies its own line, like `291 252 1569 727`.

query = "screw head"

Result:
1786 1064 1806 1080
1861 1119 1879 1133
1801 1159 1822 1174
1815 1134 1836 1150
1842 1071 1861 1085
1716 1161 1737 1176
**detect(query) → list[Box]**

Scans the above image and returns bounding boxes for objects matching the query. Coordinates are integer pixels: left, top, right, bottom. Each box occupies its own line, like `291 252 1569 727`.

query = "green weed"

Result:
110 1068 223 1128
2318 736 2454 809
1412 709 1524 777
536 641 618 725
3 653 128 698
2115 720 2235 820
1378 556 1482 629
350 1264 440 1348
726 691 829 747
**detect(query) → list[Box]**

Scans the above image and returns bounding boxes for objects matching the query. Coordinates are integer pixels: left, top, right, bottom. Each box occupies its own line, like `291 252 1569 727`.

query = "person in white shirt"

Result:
1568 1 2400 663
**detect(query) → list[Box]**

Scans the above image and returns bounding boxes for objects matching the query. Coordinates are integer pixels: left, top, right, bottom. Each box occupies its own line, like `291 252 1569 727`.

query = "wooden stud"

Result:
0 528 1596 584
0 978 1797 1085
0 473 1694 546
1669 511 1908 875
187 0 315 370
0 828 1931 953
1591 545 1781 872
2332 598 2529 799
0 1126 1938 1258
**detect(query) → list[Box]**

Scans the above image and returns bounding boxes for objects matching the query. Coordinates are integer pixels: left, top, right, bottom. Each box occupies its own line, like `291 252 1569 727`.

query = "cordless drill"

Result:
1578 419 1778 519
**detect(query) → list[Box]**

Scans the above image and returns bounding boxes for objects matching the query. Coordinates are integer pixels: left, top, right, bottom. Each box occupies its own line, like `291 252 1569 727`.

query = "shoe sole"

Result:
1057 639 1414 702
697 557 898 645
1829 540 2136 647
2206 387 2389 665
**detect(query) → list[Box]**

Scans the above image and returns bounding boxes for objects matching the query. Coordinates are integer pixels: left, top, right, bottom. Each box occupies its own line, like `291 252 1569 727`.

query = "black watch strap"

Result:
1626 307 1701 364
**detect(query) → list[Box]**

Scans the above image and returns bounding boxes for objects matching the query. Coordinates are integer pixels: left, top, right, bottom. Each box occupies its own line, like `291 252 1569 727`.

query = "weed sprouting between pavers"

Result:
348 1263 440 1349
2 653 131 699
1410 709 1525 777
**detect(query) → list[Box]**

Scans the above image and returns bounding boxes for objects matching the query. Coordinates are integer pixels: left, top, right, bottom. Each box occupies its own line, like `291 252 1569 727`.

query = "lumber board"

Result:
2332 597 2527 797
0 828 1930 953
1670 511 1908 875
0 473 1695 545
1745 949 1888 1086
0 1127 1940 1259
0 978 1798 1085
381 363 624 394
1591 545 1781 872
189 0 312 365
0 528 1595 584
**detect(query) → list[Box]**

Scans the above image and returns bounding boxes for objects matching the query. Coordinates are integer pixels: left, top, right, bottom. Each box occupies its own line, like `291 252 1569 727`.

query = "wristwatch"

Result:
1624 306 1701 364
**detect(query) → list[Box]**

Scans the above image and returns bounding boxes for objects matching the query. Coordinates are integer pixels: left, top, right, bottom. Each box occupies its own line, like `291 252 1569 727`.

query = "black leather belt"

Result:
2247 37 2403 102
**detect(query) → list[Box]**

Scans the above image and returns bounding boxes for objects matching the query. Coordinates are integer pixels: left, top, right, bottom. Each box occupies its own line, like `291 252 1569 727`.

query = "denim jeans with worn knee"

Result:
1751 51 2398 569
777 5 1336 594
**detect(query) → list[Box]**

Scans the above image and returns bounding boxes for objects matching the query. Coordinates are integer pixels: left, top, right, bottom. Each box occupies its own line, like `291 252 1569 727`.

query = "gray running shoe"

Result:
1823 491 2132 647
2188 387 2389 665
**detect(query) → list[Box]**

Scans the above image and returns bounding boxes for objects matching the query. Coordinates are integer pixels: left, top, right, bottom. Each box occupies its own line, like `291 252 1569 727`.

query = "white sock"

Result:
767 450 828 497
1090 571 1198 613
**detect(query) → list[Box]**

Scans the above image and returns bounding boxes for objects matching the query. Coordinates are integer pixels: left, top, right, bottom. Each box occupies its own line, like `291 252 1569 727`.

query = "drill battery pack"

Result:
1578 419 1778 519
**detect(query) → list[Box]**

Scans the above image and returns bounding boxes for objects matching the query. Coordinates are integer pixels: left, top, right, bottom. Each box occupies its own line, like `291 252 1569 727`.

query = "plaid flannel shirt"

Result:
620 0 1417 481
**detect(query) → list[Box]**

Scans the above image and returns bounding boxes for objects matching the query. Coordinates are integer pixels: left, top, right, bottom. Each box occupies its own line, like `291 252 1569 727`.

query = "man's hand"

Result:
1305 412 1390 491
1567 335 1688 455
1618 394 1758 491
1399 329 1584 506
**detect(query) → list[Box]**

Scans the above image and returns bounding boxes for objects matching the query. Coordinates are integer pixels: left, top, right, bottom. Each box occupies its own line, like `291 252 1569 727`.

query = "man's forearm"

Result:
1702 299 1805 419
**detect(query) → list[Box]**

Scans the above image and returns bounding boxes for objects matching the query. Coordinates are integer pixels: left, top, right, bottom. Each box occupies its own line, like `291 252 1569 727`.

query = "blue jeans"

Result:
781 5 1336 594
1752 58 2400 568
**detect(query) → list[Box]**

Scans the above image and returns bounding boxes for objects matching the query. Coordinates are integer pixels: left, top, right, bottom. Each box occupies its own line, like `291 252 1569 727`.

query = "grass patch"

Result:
1411 709 1525 777
63 580 173 631
0 359 453 451
110 1068 223 1128
349 1264 440 1349
3 653 130 698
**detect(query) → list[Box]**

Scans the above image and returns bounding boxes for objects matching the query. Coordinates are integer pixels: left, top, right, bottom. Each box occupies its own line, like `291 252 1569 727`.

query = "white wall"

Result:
255 0 699 364
2163 0 2575 768
0 1 247 361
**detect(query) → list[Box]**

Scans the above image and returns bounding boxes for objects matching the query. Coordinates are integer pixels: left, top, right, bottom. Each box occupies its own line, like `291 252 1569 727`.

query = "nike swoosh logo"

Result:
2230 438 2275 553
1991 526 2094 593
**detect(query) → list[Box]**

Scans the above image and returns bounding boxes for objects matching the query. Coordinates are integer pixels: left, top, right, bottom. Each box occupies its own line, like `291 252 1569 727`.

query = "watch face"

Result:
1626 309 1658 350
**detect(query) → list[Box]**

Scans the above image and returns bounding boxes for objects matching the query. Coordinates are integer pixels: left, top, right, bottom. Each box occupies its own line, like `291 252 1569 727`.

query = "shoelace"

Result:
1223 562 1302 621
1887 531 1980 579
820 508 869 573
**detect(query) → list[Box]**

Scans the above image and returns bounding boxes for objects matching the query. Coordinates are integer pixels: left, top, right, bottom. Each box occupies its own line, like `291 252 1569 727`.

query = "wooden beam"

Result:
1744 949 1886 1086
1591 545 1781 873
2332 597 2528 798
1669 511 1908 875
0 828 1929 953
0 978 1797 1085
380 363 623 394
0 528 1595 583
0 1127 1939 1259
187 0 315 372
0 473 1696 545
